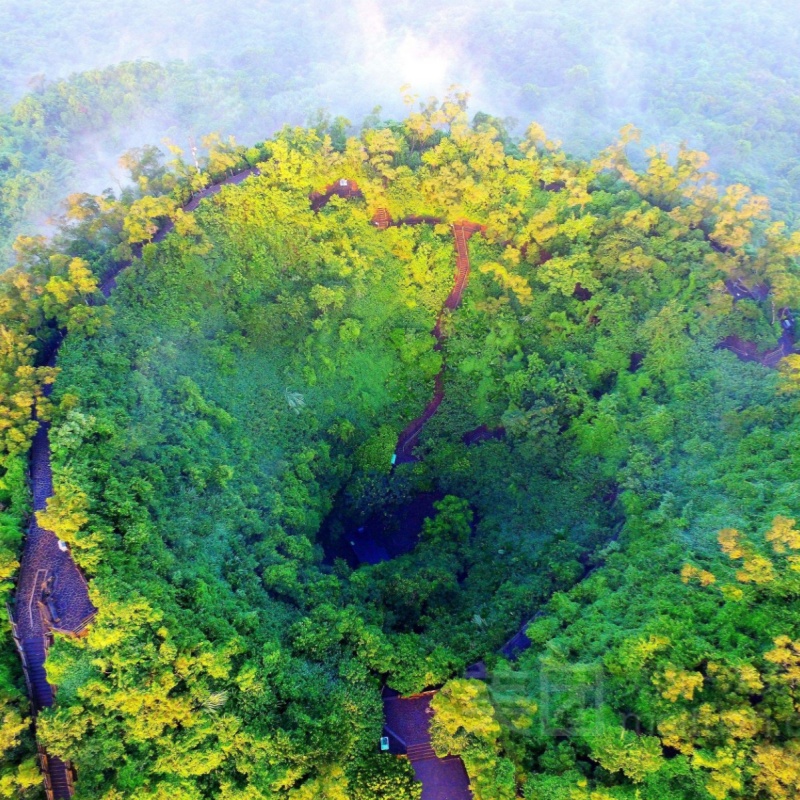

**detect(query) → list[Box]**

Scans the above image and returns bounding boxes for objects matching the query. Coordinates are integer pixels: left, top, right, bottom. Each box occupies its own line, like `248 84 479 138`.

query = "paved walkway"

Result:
11 165 262 799
718 279 795 367
718 331 794 367
13 414 95 798
383 690 472 800
16 421 96 644
394 221 484 464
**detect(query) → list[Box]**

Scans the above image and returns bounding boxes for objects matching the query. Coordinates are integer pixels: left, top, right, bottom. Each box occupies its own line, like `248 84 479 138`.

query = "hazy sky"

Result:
5 0 798 145
4 0 800 246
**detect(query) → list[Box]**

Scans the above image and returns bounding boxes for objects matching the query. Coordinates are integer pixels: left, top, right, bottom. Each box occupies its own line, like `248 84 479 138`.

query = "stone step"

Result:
406 742 438 762
49 757 72 799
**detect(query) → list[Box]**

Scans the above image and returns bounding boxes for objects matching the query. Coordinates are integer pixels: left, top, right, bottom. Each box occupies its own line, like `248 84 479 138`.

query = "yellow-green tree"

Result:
431 679 515 800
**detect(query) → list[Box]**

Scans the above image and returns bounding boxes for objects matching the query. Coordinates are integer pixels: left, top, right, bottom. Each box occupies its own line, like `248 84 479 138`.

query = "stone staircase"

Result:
23 636 53 710
383 690 472 798
447 224 472 309
373 207 391 229
44 754 73 800
20 637 73 799
406 741 439 763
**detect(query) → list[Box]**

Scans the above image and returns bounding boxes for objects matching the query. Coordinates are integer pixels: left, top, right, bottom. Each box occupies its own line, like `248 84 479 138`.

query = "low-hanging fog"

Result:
3 0 800 263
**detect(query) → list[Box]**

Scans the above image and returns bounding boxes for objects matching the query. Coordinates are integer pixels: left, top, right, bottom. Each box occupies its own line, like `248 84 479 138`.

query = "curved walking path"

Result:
312 191 480 799
718 278 796 367
393 220 485 464
718 331 795 367
311 185 488 463
11 166 260 799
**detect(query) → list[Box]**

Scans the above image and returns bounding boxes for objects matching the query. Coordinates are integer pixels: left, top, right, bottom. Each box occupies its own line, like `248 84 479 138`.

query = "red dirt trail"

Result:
394 220 484 464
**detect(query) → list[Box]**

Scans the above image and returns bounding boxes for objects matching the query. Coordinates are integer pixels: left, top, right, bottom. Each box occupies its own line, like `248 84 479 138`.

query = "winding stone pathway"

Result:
12 393 97 798
718 330 795 367
719 278 796 367
11 165 261 799
383 690 472 800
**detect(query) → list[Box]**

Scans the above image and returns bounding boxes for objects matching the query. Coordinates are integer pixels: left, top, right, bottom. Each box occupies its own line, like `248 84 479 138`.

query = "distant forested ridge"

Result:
1 96 800 799
0 59 320 267
4 0 800 271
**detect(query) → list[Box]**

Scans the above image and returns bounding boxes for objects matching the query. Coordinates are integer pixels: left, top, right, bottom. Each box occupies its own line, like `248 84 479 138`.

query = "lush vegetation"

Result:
0 1 800 797
2 93 800 799
4 95 798 798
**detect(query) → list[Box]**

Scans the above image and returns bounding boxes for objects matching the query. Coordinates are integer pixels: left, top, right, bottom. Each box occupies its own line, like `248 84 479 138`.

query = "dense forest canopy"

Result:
1 92 800 799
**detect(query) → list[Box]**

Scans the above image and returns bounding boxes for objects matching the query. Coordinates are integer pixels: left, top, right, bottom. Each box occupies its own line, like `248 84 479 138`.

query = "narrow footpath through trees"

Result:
312 192 480 799
394 220 484 465
10 167 261 800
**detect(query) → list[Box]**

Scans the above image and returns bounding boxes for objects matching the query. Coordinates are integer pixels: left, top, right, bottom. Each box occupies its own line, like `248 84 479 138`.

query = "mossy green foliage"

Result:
3 97 800 798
